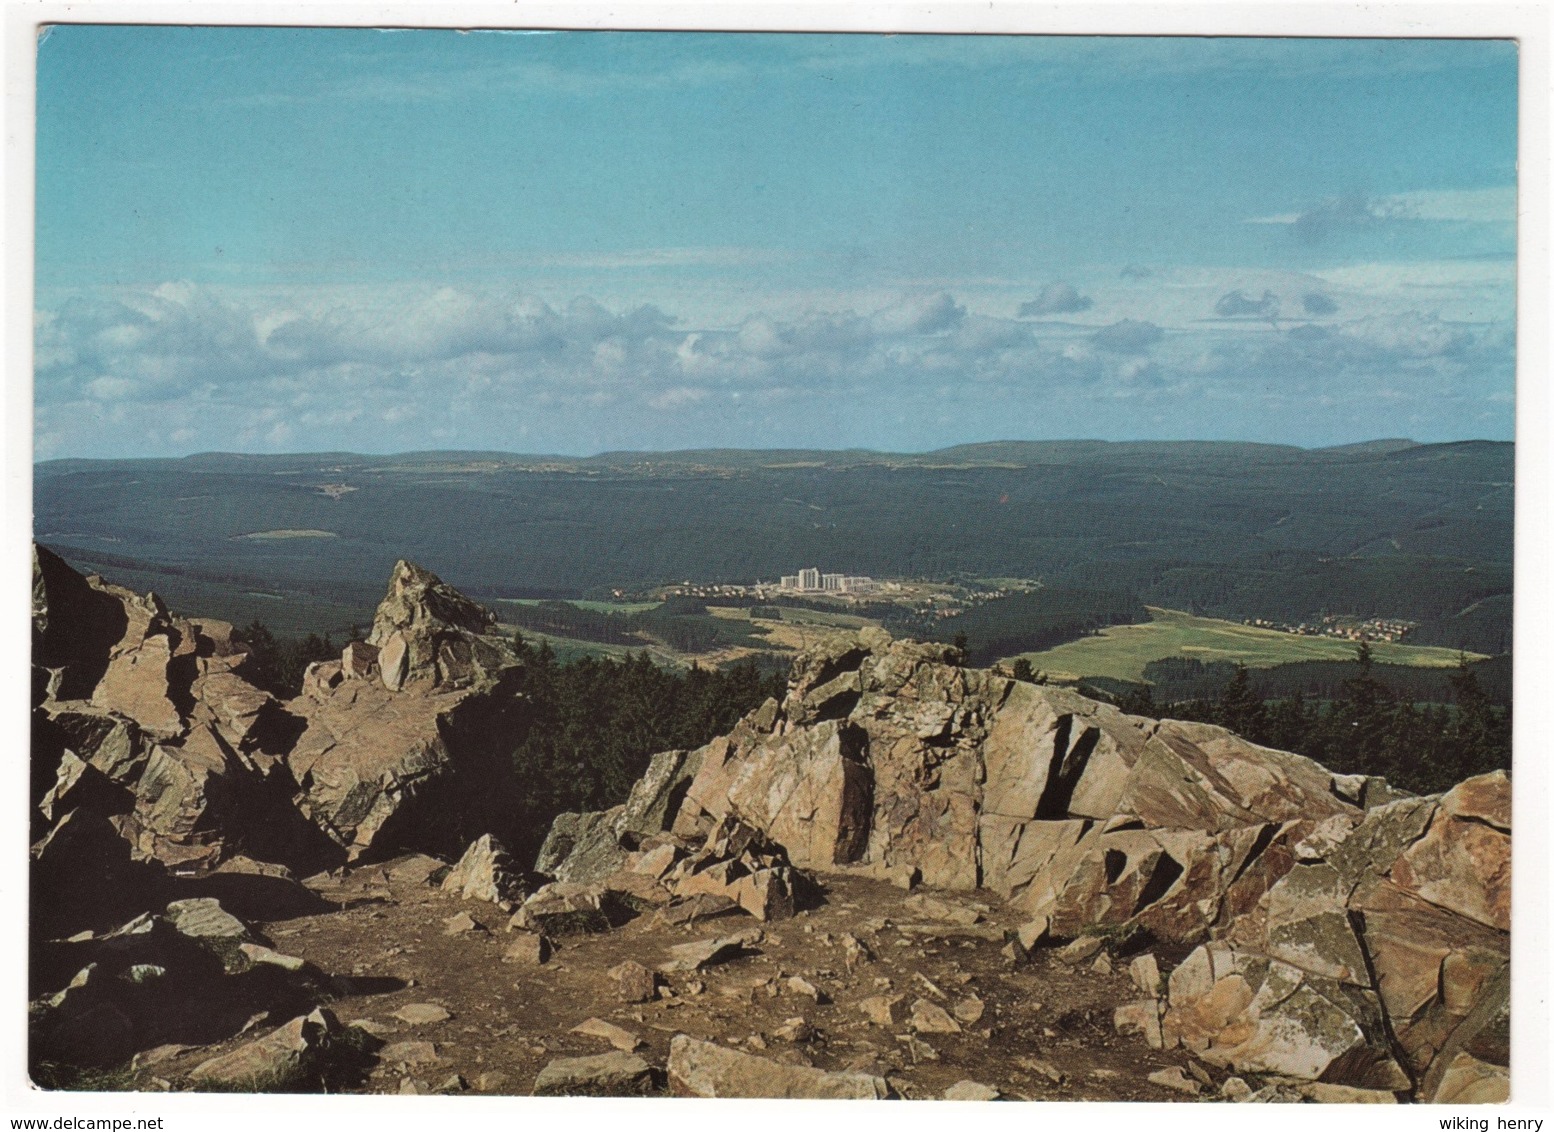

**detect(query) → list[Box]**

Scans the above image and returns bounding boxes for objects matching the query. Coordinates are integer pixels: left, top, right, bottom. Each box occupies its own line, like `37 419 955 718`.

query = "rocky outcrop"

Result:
30 546 324 884
29 547 535 942
286 562 526 862
563 630 1511 1102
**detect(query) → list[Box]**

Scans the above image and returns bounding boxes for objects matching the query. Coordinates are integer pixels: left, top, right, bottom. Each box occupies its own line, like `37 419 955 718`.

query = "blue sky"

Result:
34 29 1517 458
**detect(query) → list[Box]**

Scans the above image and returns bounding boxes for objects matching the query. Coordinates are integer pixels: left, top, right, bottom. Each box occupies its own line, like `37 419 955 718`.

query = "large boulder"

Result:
286 562 526 861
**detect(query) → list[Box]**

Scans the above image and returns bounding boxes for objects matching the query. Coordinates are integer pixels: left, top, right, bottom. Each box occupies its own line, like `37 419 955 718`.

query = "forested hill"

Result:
35 439 1512 650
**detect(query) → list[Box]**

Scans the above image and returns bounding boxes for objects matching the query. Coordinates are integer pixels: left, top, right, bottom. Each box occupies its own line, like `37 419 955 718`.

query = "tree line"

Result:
1109 644 1509 796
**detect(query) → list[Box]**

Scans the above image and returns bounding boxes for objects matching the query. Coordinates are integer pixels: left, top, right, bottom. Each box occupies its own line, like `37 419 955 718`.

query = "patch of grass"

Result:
1015 607 1482 684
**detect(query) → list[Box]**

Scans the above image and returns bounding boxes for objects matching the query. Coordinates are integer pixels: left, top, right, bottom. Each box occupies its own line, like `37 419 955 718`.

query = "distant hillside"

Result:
35 439 1512 650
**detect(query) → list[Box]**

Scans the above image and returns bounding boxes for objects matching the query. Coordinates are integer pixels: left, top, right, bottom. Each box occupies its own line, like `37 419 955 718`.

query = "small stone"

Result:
1055 936 1104 965
943 1080 1000 1101
1220 1076 1252 1102
667 1034 892 1098
1300 1082 1399 1104
503 933 551 965
859 994 908 1027
436 1073 468 1093
237 943 308 973
839 933 874 968
381 1040 441 1066
787 976 829 1004
443 912 482 935
900 1035 939 1063
1129 953 1162 997
910 998 961 1034
608 960 659 1002
904 894 983 926
773 1017 814 1043
1018 1057 1065 1085
1186 1060 1213 1087
1090 953 1113 975
475 1071 508 1092
570 1017 645 1052
1112 1000 1163 1049
1016 916 1050 951
913 973 947 999
399 1078 425 1095
952 996 986 1025
392 1004 451 1026
532 1052 655 1097
1148 1066 1201 1095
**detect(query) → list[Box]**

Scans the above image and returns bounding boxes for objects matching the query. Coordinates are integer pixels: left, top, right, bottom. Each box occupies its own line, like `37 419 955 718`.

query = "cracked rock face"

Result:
556 628 1510 1100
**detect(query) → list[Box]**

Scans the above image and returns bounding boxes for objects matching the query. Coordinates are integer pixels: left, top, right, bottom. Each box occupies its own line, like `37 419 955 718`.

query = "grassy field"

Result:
495 598 662 614
1017 607 1484 684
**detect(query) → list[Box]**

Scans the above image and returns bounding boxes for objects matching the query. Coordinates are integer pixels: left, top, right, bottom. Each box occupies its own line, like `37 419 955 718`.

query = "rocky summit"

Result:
28 547 1510 1102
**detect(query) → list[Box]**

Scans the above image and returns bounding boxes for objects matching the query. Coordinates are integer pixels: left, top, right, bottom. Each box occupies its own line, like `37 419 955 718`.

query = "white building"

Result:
777 568 876 595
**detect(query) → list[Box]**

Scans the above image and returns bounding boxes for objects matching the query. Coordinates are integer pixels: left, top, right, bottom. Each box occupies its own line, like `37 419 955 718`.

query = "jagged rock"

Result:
535 808 629 883
442 912 482 935
1389 772 1510 932
367 560 500 689
188 1008 348 1089
680 720 872 870
903 894 982 925
340 641 379 680
510 881 632 936
1055 936 1104 964
236 942 307 973
953 996 986 1025
441 834 524 905
618 748 703 844
532 1051 656 1097
1161 944 1408 1089
287 563 524 861
661 931 760 973
667 1034 892 1098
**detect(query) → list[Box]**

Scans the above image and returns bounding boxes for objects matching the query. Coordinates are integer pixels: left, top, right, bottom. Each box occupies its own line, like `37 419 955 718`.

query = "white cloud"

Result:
31 278 1515 459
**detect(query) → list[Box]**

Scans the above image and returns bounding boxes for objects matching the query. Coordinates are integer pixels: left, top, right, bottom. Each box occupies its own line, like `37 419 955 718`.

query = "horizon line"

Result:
32 436 1516 466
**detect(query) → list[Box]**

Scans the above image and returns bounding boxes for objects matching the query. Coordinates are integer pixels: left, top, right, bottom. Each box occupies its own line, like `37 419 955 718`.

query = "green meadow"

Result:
1018 607 1482 684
